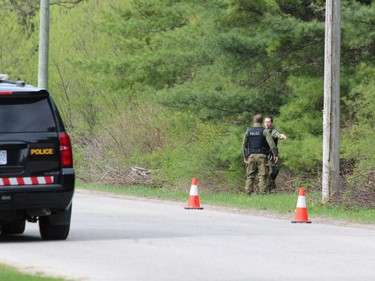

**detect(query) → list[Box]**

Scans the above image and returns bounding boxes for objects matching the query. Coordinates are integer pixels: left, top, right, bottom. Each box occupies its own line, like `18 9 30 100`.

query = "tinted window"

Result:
0 97 56 133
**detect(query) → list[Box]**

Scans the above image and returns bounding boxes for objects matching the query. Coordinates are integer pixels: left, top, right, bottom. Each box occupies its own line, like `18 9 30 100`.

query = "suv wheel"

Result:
39 207 71 240
1 219 26 235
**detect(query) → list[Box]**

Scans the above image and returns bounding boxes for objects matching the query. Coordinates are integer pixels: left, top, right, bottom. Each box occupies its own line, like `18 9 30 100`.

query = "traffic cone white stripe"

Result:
189 185 198 195
296 196 307 208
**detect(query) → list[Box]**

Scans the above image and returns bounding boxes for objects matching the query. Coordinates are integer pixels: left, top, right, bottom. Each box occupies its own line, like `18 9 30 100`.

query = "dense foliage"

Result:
0 0 374 195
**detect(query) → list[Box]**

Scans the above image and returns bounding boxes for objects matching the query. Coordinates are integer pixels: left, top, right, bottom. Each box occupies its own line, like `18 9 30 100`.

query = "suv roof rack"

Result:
0 74 10 80
0 74 26 87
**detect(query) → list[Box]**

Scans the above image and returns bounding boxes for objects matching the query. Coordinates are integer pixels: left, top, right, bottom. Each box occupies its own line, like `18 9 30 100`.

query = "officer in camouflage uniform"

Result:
264 116 287 193
242 114 279 194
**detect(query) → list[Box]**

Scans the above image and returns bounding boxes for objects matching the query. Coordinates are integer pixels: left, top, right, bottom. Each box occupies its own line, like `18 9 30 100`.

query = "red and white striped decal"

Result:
0 176 54 186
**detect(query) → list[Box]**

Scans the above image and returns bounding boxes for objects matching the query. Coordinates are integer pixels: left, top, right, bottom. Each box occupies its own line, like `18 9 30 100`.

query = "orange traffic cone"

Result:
291 188 311 223
184 177 203 210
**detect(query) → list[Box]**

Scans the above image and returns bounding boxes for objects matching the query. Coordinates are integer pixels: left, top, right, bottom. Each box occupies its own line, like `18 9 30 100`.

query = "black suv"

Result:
0 78 74 240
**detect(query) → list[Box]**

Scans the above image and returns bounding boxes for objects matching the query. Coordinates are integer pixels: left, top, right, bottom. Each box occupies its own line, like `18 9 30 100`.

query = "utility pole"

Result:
322 0 341 202
38 0 50 89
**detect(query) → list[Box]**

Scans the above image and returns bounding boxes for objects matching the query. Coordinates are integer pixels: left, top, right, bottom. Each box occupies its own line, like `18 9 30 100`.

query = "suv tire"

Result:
39 206 72 240
1 219 26 235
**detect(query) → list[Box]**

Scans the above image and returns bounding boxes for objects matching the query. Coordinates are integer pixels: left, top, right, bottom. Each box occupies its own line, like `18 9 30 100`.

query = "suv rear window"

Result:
0 96 56 133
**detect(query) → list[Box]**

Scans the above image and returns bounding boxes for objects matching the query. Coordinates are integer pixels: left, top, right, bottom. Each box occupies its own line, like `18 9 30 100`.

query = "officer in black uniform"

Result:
242 114 278 194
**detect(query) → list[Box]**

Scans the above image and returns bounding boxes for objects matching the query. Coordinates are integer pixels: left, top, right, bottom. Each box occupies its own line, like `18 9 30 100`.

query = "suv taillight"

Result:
59 133 73 167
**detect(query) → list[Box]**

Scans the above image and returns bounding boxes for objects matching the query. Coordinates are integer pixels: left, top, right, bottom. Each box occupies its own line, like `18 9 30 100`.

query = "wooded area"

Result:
0 0 374 198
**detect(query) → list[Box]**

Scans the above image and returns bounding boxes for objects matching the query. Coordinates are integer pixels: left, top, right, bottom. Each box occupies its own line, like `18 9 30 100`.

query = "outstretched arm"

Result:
271 128 287 140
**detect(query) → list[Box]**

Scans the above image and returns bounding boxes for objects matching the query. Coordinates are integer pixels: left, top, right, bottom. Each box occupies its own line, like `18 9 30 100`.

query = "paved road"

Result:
1 190 375 281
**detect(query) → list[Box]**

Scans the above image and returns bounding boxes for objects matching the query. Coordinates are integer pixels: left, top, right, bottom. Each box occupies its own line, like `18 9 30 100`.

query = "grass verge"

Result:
0 264 67 281
78 183 375 224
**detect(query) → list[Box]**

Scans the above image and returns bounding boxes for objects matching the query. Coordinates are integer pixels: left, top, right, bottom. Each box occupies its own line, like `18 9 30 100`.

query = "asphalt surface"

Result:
1 189 375 281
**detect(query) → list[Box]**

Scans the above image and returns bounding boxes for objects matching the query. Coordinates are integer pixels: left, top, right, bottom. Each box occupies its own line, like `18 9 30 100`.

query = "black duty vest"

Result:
246 127 270 155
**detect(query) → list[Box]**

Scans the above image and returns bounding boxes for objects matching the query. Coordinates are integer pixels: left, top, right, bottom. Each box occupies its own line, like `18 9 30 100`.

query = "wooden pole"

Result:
322 0 341 202
38 0 50 89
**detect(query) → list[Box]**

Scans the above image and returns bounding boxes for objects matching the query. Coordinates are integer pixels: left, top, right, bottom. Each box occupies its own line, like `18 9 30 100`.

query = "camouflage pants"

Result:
267 160 278 193
245 154 269 194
